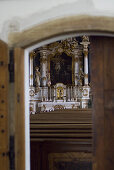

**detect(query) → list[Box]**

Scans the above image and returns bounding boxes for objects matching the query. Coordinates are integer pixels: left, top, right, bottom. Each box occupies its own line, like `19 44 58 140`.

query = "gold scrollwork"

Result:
54 105 64 110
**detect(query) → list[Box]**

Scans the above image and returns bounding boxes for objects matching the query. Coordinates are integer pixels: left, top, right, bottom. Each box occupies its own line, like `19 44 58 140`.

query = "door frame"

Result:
11 15 114 170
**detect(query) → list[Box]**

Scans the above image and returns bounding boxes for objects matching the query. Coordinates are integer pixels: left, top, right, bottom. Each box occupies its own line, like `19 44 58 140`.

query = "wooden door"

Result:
0 40 9 170
0 44 26 170
90 36 114 170
14 48 25 170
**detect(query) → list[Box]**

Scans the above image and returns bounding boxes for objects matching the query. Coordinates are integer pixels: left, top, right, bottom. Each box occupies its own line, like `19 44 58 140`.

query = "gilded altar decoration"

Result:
29 36 92 114
57 87 64 100
54 105 64 110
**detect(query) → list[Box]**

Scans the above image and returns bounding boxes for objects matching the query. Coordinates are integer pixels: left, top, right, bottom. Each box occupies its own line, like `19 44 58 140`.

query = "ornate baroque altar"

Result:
29 36 92 114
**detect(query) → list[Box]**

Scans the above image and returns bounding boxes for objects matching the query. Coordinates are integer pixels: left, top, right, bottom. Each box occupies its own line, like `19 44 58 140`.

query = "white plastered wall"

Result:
0 0 114 43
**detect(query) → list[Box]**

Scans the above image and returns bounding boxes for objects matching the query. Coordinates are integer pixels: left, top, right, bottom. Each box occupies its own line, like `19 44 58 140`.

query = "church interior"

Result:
30 35 92 170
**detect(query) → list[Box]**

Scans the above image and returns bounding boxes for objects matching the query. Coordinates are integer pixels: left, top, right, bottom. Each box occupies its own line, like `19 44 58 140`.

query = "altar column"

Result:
40 46 48 87
81 36 90 86
29 51 34 87
73 50 79 86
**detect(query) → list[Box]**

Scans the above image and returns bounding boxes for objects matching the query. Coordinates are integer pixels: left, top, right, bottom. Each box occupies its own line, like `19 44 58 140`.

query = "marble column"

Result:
29 52 34 87
40 46 48 87
80 36 90 86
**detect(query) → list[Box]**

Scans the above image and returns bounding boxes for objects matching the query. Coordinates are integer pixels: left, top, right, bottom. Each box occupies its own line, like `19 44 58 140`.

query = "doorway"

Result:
22 34 114 170
27 35 92 170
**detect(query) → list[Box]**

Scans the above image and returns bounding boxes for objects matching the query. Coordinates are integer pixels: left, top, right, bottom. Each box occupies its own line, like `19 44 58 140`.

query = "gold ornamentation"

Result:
84 74 88 78
83 50 88 56
57 87 64 100
30 74 33 79
47 38 79 57
57 48 63 53
40 57 47 63
82 35 89 42
30 51 36 58
30 106 33 112
54 105 64 110
72 104 77 109
46 38 80 85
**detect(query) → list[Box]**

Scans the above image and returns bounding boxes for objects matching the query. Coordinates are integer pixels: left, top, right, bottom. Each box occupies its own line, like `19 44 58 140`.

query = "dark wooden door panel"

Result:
103 37 114 170
0 40 9 170
90 36 105 170
104 37 114 90
104 110 114 169
90 36 114 170
31 141 42 170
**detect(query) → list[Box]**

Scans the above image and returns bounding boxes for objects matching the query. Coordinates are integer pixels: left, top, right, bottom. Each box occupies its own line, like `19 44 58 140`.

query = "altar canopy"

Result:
29 36 92 114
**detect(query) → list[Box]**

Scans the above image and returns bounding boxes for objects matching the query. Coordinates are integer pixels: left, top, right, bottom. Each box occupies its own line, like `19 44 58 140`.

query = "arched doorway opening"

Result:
29 35 92 170
11 15 113 168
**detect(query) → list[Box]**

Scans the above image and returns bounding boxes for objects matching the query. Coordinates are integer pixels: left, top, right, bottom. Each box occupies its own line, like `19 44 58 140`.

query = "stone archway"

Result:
10 15 114 170
8 15 114 48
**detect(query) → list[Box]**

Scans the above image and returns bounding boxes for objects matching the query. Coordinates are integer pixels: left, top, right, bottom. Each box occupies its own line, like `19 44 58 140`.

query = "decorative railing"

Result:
30 86 85 102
